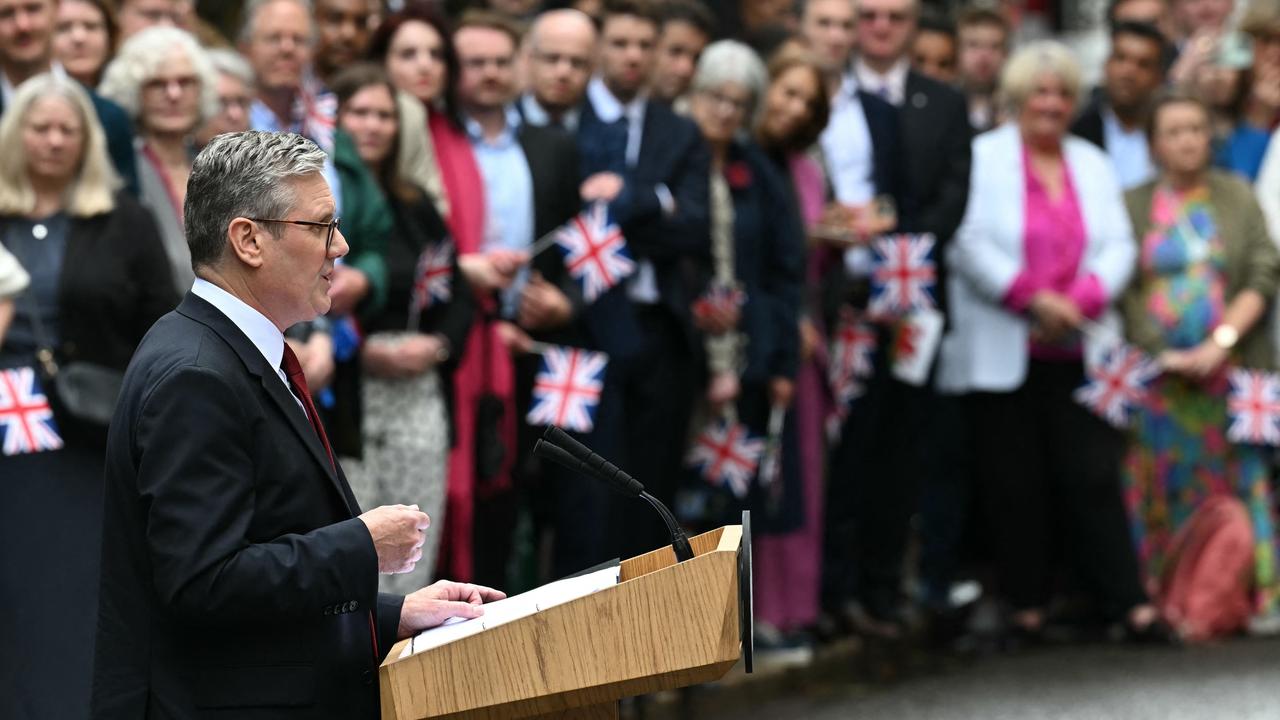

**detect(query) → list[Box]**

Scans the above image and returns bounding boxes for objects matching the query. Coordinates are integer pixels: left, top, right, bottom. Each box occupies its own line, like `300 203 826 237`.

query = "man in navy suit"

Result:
825 0 971 636
0 0 138 192
92 132 503 719
523 1 711 574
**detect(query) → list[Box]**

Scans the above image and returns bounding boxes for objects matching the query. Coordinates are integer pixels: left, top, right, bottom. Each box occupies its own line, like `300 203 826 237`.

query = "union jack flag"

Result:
555 202 635 302
827 311 876 414
0 367 63 456
687 419 764 500
1226 369 1280 446
526 346 609 433
869 234 937 317
411 242 454 311
1073 344 1158 428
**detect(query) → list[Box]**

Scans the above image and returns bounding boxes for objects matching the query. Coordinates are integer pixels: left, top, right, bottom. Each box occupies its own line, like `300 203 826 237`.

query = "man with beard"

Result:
453 10 584 586
1072 21 1167 189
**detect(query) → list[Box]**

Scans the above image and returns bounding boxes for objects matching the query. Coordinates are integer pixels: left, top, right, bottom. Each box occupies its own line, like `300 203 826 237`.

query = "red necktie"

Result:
283 345 382 662
281 344 335 471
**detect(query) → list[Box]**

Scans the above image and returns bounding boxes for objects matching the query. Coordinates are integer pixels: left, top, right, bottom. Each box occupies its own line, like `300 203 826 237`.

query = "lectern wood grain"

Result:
380 526 744 719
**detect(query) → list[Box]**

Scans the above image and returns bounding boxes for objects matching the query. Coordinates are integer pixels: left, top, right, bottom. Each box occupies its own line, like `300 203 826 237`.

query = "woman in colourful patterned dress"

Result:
1121 92 1280 631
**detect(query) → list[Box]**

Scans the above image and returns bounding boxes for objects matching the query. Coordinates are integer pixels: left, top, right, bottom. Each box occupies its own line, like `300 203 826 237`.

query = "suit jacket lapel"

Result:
176 293 360 516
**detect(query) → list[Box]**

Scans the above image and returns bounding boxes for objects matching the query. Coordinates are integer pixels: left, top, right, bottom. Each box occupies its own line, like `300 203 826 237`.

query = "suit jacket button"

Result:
350 600 359 611
362 670 374 686
323 605 332 616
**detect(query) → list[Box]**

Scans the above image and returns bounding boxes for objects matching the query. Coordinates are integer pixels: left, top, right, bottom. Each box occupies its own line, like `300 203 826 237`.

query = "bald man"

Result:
518 9 597 126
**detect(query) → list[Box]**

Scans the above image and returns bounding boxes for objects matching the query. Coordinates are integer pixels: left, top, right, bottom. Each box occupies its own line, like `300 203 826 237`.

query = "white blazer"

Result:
937 123 1137 394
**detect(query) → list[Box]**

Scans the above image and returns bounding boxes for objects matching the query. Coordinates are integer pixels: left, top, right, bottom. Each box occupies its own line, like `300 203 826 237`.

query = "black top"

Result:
367 185 473 348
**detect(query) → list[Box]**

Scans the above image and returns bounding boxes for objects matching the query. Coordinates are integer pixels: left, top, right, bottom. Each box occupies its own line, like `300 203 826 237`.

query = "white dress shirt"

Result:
1 61 68 107
854 57 910 107
191 278 303 413
820 71 877 277
585 77 662 303
520 92 582 132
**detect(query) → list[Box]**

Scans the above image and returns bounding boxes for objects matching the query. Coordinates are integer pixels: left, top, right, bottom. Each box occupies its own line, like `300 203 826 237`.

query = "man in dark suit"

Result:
1071 21 1166 190
0 0 138 191
570 0 710 571
822 0 971 635
522 0 710 574
93 131 504 719
453 10 587 587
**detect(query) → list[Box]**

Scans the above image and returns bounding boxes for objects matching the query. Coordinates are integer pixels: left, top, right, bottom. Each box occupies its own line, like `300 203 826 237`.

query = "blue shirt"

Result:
1102 106 1155 190
466 106 536 317
1214 124 1273 183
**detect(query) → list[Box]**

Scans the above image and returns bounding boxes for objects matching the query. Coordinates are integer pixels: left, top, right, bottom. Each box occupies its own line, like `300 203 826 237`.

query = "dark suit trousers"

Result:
966 359 1147 618
821 350 930 618
551 305 696 576
1 445 104 720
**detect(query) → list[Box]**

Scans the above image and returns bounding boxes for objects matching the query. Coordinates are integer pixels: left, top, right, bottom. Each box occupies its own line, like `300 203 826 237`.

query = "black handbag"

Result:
24 292 124 426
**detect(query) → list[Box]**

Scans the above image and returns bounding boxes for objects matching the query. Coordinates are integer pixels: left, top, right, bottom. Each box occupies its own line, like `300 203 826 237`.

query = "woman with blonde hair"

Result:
0 73 175 719
98 26 219 293
939 42 1170 645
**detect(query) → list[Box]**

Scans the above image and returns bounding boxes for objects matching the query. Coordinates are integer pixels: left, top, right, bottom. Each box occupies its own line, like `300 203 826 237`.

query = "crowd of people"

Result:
2 0 1280 715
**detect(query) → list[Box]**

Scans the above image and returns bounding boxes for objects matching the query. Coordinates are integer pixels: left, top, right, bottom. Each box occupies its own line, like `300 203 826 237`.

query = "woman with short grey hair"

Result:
939 40 1172 644
685 40 805 549
99 26 219 294
195 49 256 149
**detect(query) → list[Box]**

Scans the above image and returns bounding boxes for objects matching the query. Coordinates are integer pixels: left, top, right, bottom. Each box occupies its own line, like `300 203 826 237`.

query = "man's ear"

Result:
227 218 267 269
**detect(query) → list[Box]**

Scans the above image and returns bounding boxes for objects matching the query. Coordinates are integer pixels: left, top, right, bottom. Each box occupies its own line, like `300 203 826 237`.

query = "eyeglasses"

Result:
700 88 752 115
143 75 200 94
247 217 341 253
858 9 911 24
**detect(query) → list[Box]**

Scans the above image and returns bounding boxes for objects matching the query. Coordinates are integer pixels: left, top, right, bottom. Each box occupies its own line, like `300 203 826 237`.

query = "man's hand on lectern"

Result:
359 504 431 574
397 580 508 639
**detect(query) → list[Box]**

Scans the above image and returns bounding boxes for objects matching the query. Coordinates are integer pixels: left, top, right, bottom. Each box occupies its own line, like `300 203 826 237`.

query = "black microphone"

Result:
535 427 695 563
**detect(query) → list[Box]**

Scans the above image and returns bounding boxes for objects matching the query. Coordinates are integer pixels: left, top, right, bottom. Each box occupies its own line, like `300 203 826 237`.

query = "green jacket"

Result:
332 128 391 319
1121 170 1280 370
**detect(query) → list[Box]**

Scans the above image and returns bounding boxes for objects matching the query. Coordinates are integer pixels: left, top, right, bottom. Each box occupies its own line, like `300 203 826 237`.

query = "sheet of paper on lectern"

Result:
400 564 620 658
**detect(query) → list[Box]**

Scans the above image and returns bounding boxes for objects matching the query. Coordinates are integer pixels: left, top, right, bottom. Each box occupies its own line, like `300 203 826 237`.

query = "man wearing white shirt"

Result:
93 131 504 719
825 0 971 637
1072 21 1167 190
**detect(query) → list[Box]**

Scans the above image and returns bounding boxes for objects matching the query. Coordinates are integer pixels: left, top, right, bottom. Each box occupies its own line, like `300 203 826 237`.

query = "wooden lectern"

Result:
379 524 748 719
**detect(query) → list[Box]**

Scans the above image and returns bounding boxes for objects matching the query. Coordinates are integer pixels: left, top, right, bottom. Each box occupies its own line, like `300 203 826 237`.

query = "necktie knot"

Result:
282 344 309 395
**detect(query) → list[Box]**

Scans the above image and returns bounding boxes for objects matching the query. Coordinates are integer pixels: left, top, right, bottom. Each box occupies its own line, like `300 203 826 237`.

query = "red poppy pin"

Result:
724 161 753 190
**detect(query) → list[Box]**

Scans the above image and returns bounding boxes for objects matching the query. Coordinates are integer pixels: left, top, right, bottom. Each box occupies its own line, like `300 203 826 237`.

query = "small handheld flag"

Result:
526 346 609 433
688 419 764 500
411 242 454 311
1073 344 1158 428
555 202 635 303
0 367 63 456
1226 369 1280 446
869 233 937 317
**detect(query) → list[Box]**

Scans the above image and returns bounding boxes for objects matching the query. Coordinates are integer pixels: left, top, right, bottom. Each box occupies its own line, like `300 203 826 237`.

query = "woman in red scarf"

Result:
368 7 524 582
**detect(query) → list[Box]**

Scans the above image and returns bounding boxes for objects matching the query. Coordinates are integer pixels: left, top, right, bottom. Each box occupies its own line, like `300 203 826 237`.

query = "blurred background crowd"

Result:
2 0 1280 716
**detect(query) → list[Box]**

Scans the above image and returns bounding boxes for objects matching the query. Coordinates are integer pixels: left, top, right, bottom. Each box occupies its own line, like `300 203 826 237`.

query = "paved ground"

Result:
649 638 1280 720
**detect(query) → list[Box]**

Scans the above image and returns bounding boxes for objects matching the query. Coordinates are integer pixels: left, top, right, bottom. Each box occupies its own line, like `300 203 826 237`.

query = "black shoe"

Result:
1001 623 1045 652
1119 617 1181 646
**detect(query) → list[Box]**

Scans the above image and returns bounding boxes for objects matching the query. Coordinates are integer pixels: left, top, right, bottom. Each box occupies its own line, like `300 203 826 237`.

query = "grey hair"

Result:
690 40 769 130
97 27 220 129
998 40 1082 116
238 0 315 46
207 48 256 87
185 131 328 271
